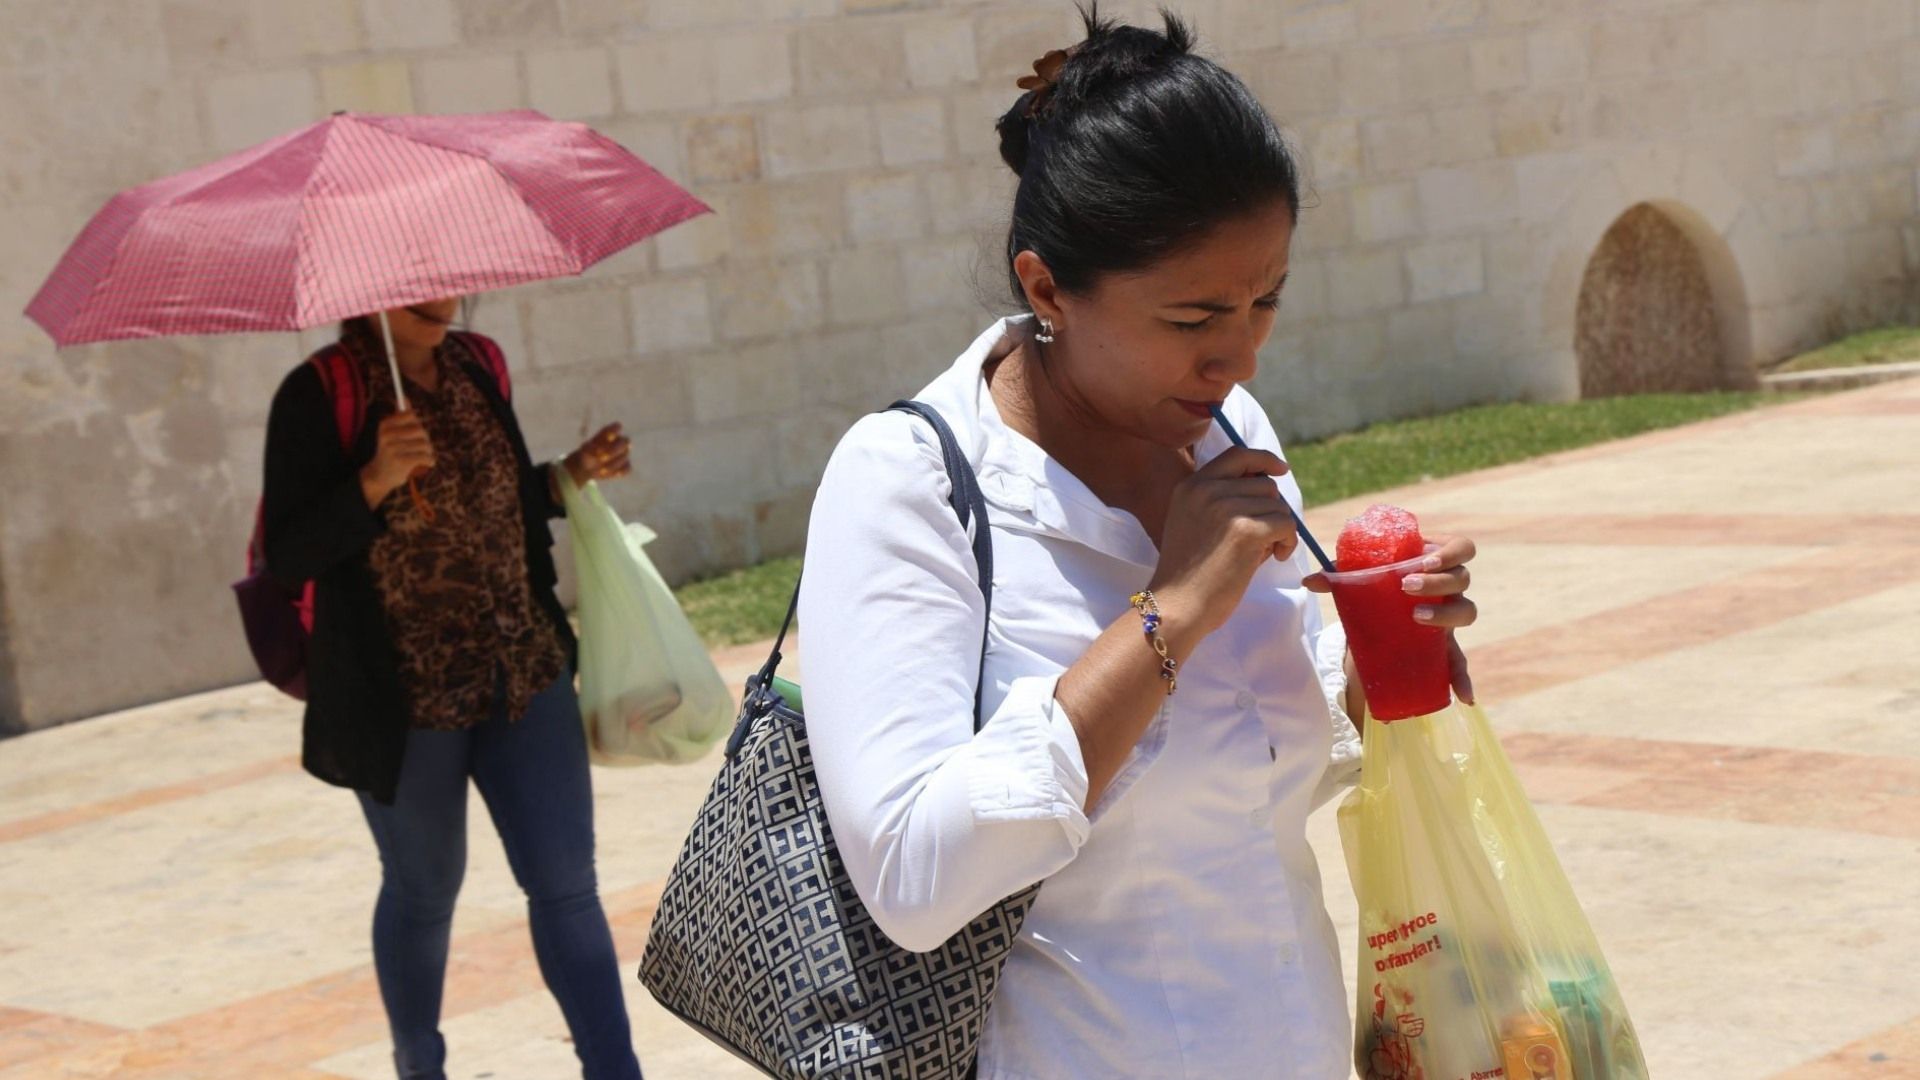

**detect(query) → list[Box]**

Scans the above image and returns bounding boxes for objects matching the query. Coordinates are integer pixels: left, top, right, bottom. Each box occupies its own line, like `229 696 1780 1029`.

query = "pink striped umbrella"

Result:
27 109 709 353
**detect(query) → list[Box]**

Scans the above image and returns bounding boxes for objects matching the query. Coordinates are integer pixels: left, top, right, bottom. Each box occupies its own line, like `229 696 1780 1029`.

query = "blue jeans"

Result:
357 669 643 1080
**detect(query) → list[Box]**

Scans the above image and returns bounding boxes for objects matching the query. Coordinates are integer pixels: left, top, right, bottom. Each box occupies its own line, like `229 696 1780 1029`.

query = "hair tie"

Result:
1016 45 1081 119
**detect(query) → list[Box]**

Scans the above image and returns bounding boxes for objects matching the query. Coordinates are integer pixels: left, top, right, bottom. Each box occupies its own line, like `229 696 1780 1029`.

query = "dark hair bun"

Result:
992 3 1300 303
996 106 1034 177
994 7 1195 177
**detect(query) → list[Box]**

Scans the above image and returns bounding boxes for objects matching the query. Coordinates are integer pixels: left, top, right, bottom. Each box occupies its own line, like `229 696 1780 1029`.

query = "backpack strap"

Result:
449 330 511 402
308 344 365 452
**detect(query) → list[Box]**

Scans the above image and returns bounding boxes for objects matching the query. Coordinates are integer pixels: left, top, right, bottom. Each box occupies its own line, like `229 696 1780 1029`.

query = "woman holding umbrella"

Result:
261 296 642 1080
27 109 708 1080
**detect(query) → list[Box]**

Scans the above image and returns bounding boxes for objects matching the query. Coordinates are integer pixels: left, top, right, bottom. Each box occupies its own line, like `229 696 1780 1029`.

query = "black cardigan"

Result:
261 344 577 804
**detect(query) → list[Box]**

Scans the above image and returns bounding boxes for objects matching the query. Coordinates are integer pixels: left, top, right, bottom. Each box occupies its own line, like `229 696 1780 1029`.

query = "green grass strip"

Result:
1769 325 1920 374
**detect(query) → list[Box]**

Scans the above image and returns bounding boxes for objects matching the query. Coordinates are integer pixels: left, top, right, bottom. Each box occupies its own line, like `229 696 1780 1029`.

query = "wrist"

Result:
1127 589 1182 695
359 466 395 509
1141 584 1212 658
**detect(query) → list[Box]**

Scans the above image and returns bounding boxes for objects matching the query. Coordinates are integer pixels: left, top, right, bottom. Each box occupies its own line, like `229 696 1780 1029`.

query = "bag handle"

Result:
888 401 993 722
750 400 994 731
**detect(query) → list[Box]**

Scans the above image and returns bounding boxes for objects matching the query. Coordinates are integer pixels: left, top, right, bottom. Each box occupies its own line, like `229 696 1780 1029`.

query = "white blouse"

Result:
798 317 1361 1079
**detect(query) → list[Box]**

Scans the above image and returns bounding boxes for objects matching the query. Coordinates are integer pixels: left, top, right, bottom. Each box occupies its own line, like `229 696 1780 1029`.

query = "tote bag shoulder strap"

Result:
756 399 993 728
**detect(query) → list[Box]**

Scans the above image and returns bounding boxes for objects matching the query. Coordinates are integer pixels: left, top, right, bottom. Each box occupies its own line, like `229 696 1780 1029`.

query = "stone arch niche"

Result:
1572 200 1755 397
1540 147 1778 403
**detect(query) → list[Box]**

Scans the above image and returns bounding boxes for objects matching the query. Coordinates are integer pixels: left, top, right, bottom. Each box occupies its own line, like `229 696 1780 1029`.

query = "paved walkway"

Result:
2 377 1917 1079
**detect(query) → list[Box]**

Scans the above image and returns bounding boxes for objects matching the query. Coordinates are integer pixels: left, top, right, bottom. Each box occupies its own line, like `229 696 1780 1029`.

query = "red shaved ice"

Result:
1336 504 1425 571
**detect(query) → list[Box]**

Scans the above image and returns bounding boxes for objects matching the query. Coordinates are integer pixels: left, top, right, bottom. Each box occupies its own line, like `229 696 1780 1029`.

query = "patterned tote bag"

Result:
639 401 1040 1080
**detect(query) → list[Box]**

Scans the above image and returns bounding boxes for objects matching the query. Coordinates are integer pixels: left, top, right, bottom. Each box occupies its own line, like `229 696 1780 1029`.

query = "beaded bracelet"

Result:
1128 589 1179 695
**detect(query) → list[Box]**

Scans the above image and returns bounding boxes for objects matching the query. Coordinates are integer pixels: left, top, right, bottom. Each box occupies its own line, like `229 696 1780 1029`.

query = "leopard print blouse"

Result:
358 336 566 731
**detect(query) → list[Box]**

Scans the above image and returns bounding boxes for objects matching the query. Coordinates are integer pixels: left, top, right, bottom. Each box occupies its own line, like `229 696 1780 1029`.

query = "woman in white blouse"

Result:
799 9 1481 1079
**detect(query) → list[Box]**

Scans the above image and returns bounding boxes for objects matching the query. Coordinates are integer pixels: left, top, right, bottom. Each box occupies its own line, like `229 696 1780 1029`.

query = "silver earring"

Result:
1036 317 1056 344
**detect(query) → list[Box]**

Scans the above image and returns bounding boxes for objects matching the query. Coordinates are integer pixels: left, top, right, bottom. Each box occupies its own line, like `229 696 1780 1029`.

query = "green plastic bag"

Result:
561 472 732 766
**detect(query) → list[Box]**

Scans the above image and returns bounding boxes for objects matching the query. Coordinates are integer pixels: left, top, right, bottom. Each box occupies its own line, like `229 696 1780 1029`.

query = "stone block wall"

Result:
2 0 1918 730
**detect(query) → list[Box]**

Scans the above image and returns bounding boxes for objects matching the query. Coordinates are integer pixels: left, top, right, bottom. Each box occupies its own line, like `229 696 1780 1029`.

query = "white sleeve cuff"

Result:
966 675 1092 847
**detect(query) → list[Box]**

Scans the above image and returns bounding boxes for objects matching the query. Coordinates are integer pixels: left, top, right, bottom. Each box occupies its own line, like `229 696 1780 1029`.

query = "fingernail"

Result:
1422 555 1443 572
1401 574 1425 593
1413 606 1436 623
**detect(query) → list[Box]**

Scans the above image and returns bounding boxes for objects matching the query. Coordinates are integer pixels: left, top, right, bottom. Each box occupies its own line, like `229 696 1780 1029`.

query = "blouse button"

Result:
1234 691 1257 710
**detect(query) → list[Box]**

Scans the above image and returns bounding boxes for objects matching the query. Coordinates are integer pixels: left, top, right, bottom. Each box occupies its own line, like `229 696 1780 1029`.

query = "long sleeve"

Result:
538 462 568 520
261 365 385 584
798 413 1093 953
1227 392 1361 809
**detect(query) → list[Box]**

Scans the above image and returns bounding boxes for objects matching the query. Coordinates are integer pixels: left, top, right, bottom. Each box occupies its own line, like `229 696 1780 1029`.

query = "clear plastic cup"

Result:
1323 545 1452 721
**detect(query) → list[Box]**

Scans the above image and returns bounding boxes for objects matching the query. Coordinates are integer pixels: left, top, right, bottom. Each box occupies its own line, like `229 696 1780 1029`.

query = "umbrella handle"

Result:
408 473 436 523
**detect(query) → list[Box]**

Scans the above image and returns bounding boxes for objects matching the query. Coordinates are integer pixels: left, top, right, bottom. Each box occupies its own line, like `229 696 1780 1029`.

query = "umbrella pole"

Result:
377 309 435 522
377 309 408 412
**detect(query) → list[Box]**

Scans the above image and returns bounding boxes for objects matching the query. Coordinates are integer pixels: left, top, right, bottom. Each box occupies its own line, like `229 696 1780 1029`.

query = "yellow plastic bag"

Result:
1338 703 1648 1080
561 473 732 766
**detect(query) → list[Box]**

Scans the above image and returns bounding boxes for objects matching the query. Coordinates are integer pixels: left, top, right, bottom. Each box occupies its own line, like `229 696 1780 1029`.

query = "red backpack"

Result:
232 332 509 699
